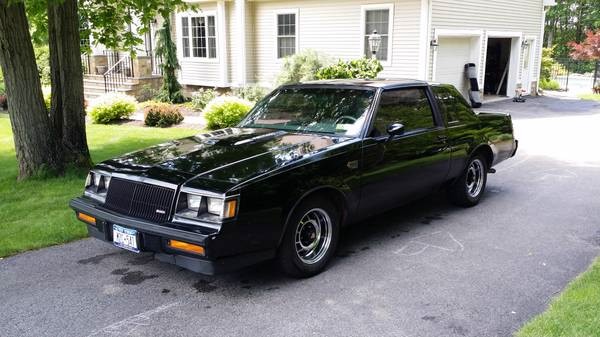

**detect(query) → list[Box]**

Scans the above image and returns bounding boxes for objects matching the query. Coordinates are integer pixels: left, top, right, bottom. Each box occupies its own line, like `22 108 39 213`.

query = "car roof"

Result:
288 78 430 89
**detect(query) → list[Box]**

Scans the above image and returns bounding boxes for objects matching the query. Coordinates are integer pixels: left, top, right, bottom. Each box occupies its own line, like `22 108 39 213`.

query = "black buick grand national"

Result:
71 79 518 277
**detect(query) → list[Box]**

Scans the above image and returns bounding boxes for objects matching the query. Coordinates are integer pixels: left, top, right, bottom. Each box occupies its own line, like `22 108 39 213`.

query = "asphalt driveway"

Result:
1 95 600 337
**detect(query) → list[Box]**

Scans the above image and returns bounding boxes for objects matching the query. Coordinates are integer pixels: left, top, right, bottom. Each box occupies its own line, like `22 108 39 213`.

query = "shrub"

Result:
34 45 51 87
316 57 383 80
276 49 329 85
88 93 137 124
143 102 184 127
232 85 268 102
539 78 561 91
204 96 253 130
190 88 217 111
136 84 159 102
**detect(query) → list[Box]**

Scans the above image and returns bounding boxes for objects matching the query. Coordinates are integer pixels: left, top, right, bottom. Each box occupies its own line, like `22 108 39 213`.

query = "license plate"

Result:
112 224 140 253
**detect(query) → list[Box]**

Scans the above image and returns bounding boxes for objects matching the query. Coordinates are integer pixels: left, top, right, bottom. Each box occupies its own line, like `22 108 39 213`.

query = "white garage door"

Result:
435 37 474 97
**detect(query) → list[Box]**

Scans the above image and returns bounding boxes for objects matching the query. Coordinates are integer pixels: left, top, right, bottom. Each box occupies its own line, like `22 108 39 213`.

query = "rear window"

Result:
431 85 477 124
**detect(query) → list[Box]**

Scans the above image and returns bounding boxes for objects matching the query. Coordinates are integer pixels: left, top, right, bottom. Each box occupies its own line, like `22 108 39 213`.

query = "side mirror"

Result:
386 123 405 136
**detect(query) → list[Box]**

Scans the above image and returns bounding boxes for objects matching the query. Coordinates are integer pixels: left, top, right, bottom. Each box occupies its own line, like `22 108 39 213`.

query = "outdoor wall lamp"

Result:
368 30 382 59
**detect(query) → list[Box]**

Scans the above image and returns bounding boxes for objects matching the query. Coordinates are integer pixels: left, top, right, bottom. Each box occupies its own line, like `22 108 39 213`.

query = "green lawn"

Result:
517 257 600 337
0 115 198 257
578 93 600 101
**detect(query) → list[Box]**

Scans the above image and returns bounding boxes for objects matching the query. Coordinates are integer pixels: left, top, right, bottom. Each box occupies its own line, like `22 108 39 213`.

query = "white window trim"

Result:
177 10 219 63
520 36 537 94
274 9 299 61
360 3 394 67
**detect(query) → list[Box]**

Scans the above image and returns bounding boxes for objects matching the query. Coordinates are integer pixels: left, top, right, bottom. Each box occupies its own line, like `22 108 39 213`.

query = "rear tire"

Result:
448 154 488 207
277 196 340 278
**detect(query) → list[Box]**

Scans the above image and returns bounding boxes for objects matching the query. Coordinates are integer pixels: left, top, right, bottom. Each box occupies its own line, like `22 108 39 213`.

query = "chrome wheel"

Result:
466 159 485 198
294 208 332 265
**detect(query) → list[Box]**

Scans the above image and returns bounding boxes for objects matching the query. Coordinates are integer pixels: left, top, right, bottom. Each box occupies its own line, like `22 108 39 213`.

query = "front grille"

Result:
104 177 176 223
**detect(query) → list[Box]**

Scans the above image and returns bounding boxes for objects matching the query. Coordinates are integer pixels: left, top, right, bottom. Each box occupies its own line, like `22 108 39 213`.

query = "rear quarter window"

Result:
431 85 478 124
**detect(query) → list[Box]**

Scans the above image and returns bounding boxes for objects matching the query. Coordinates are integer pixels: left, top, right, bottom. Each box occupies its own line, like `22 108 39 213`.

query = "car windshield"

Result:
240 87 376 137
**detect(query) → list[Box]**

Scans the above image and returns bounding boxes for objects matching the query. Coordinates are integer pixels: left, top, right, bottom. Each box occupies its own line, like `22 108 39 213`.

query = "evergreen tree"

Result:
155 15 185 104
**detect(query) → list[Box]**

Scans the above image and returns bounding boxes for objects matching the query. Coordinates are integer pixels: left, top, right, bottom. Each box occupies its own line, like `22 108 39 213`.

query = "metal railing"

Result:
81 53 92 75
550 58 599 92
103 55 134 93
151 51 163 76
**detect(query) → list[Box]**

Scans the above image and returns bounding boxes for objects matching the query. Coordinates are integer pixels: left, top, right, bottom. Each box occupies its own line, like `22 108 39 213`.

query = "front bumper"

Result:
69 197 275 275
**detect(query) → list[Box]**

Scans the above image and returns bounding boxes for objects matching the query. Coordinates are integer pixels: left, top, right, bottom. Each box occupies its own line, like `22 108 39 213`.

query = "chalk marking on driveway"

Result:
86 302 179 337
393 231 464 256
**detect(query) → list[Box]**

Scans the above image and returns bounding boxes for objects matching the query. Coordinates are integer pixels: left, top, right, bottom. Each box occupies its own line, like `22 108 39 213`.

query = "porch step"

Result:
83 75 161 101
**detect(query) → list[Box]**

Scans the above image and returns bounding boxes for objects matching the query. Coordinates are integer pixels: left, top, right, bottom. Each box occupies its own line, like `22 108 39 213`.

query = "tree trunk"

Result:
48 0 92 168
0 0 63 179
48 5 63 139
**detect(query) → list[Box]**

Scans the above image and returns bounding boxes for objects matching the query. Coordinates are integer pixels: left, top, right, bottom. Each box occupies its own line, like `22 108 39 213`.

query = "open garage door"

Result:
435 37 476 98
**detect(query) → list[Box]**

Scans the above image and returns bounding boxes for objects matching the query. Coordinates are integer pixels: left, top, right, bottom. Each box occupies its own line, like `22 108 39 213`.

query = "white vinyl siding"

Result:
429 0 544 89
251 0 422 86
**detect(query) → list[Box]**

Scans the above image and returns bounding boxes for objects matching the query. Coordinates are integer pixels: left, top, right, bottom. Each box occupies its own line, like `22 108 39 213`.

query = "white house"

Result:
170 0 556 99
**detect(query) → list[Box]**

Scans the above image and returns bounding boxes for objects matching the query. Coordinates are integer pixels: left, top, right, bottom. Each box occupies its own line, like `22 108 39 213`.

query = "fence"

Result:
81 53 92 75
550 58 600 93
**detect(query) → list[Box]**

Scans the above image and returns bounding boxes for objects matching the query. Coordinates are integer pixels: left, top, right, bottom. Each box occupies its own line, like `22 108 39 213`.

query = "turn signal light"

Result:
224 199 237 219
168 240 205 256
77 212 96 225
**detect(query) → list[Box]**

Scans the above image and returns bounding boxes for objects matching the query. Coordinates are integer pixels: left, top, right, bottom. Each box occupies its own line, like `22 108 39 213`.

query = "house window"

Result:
180 14 217 59
181 17 190 57
277 13 297 58
363 5 392 61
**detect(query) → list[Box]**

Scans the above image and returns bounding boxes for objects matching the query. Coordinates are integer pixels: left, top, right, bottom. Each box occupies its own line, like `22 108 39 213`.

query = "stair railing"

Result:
103 54 134 93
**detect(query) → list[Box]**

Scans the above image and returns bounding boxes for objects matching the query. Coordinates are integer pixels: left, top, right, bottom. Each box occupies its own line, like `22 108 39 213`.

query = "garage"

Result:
434 37 480 98
484 38 512 96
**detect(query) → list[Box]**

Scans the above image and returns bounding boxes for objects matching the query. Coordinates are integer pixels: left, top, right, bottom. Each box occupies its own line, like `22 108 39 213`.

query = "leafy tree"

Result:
545 0 600 58
568 30 600 60
155 15 185 103
0 0 189 179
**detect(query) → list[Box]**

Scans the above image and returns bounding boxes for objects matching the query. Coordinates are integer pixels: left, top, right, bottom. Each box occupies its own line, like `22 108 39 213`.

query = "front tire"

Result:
448 154 488 207
277 196 340 278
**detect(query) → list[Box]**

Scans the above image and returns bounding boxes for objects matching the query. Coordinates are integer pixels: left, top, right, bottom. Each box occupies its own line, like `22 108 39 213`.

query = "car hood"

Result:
96 127 352 190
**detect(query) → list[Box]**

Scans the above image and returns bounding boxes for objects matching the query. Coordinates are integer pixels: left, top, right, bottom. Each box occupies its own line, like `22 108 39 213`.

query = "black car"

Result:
71 79 518 277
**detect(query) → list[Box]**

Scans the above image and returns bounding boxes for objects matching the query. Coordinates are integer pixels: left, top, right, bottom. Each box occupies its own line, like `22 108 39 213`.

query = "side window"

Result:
372 88 435 135
432 85 477 124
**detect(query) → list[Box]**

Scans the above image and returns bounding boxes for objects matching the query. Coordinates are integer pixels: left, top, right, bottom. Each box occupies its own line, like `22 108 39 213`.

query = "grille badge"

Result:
155 209 166 214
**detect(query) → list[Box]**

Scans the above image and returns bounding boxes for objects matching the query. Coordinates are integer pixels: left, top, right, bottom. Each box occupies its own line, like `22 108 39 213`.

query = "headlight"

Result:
84 171 112 203
175 188 238 223
187 194 203 211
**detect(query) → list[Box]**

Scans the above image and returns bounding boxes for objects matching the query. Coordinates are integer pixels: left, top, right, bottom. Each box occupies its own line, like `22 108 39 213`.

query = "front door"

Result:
358 87 451 216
